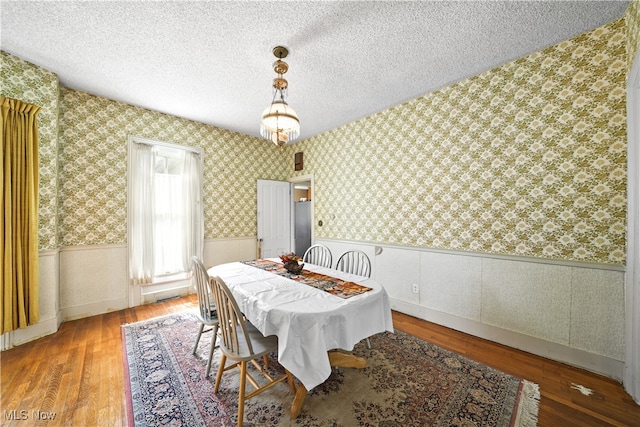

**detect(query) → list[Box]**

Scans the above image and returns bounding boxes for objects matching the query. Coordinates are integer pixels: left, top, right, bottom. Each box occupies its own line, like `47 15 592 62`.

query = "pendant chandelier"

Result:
260 46 300 146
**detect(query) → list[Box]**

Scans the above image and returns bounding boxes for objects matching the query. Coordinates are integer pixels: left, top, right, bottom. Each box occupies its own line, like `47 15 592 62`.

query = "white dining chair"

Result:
335 250 373 349
335 250 371 278
209 275 296 427
302 244 333 268
191 256 219 377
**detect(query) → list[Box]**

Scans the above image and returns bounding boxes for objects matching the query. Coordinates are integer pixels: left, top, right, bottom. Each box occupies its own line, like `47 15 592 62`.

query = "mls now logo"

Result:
4 410 57 421
32 410 57 420
3 410 28 420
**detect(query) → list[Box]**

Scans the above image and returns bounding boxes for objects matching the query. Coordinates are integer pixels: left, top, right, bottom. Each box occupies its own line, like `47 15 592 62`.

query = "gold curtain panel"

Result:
1 95 41 334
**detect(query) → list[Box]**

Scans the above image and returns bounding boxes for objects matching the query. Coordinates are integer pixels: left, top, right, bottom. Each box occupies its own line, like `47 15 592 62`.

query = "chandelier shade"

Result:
260 100 300 145
260 46 300 146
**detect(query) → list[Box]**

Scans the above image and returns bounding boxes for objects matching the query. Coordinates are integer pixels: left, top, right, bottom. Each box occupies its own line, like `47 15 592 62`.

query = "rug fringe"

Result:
513 380 540 427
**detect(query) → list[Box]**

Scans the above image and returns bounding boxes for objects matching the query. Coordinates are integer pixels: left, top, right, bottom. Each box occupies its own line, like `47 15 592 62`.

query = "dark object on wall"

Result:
295 152 303 171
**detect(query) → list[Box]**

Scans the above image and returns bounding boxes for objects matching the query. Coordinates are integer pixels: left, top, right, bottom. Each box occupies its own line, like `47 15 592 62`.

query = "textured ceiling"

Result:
1 1 630 142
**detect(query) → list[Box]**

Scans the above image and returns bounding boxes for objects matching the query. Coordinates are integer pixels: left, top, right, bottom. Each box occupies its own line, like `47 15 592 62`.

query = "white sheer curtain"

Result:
129 142 155 284
128 138 203 285
152 150 203 274
180 150 204 270
153 171 183 274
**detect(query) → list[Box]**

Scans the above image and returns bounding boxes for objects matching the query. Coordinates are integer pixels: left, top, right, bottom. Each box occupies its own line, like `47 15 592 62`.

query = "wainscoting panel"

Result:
203 236 259 268
38 249 60 321
1 249 61 350
481 258 573 345
421 251 483 321
373 246 421 304
316 238 625 379
59 244 128 321
570 267 625 360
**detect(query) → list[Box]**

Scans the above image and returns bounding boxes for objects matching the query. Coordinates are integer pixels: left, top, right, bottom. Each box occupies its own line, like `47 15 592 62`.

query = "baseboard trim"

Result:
390 297 624 381
61 297 129 322
1 315 62 350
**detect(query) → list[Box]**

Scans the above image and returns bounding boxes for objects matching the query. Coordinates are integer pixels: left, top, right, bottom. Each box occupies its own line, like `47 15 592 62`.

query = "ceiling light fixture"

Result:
260 46 300 147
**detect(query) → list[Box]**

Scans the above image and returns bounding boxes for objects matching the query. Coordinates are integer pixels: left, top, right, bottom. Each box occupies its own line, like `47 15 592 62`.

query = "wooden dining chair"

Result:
335 250 373 349
209 275 296 427
302 244 332 268
191 256 219 378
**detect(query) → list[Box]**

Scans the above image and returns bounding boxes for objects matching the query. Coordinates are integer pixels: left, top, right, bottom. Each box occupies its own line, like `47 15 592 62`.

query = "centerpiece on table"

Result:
280 253 304 274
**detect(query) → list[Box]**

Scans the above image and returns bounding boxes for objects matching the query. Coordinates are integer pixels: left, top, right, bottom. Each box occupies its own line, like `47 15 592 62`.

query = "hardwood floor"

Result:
2 295 639 426
393 311 640 427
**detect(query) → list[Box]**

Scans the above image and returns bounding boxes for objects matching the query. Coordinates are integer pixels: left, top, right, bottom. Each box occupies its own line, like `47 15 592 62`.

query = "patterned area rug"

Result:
122 312 539 426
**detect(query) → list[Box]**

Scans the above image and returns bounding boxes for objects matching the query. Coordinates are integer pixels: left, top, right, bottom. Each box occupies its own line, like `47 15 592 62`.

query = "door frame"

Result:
625 51 640 404
289 174 315 253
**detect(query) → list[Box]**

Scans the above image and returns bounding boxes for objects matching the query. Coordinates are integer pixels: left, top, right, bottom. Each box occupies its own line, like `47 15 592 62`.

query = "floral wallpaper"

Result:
58 89 287 246
1 51 59 250
289 18 628 265
628 0 640 72
3 6 638 265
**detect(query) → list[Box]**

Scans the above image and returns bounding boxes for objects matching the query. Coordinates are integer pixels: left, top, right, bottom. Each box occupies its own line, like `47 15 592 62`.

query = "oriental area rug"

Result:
122 312 539 427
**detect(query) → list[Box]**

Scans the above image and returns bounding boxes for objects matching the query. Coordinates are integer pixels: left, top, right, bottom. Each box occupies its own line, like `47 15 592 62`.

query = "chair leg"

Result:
193 323 205 354
365 337 372 349
214 354 226 393
285 369 296 395
205 324 218 378
237 361 247 427
263 355 269 369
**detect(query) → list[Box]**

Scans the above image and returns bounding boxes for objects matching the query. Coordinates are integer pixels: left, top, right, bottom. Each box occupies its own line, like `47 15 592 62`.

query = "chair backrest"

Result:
208 275 255 358
335 250 371 277
192 256 216 320
303 244 333 268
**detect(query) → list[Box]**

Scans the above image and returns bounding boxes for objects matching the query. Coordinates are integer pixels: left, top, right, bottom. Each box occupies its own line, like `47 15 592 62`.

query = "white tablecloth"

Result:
208 259 394 390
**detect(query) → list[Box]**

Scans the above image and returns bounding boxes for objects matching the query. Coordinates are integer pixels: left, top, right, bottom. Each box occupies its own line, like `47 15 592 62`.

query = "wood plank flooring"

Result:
2 295 639 426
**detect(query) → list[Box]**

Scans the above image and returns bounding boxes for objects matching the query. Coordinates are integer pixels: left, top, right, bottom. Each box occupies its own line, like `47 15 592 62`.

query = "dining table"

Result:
207 258 394 418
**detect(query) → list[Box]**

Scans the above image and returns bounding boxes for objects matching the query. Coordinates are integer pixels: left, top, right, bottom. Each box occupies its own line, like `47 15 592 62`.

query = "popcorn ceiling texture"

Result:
290 19 629 265
1 1 629 141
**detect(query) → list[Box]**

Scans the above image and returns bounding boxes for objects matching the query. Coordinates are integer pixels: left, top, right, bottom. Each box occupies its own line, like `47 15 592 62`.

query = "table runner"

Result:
242 259 372 299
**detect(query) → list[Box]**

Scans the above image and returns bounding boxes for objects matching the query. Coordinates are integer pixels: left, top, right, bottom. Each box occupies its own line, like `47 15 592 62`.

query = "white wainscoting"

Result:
2 237 259 350
8 236 623 382
133 237 258 304
203 236 258 268
0 237 292 349
1 249 61 350
60 244 129 320
317 239 625 380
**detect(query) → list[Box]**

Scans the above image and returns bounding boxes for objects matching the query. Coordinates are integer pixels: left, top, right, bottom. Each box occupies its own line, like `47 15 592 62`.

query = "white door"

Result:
257 179 292 258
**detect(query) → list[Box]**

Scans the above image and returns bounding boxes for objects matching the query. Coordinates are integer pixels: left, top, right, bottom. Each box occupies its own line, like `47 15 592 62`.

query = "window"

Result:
128 137 203 284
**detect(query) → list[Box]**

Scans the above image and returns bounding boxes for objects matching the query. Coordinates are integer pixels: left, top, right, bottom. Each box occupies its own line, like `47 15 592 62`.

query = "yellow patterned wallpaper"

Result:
628 0 640 72
58 89 287 246
289 18 628 265
1 51 59 250
3 9 637 264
